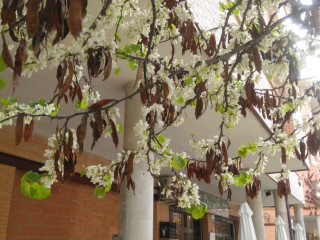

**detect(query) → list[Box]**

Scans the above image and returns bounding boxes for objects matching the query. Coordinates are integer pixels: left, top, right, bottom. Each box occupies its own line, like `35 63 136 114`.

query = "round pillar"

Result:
118 81 154 240
247 190 266 240
294 204 306 240
273 190 291 239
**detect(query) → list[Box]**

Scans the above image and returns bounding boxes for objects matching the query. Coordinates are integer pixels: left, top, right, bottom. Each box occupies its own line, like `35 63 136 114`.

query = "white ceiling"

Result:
0 0 309 206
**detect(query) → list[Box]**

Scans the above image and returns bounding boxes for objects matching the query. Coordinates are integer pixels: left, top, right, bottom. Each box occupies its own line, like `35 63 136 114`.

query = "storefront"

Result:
155 190 239 240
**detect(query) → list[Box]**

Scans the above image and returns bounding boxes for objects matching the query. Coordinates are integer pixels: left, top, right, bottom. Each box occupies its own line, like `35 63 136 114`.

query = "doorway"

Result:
170 207 202 240
213 215 236 240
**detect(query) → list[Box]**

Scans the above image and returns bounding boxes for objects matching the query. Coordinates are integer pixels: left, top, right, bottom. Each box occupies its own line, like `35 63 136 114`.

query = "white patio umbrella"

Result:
238 202 257 240
275 215 288 240
294 223 305 240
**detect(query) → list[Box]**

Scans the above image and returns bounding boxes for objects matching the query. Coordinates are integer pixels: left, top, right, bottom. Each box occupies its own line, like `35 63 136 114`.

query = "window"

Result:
170 207 202 240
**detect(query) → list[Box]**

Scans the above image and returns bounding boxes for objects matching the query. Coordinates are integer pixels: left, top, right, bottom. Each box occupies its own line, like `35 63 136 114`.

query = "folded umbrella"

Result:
294 223 305 240
238 202 257 240
275 215 288 240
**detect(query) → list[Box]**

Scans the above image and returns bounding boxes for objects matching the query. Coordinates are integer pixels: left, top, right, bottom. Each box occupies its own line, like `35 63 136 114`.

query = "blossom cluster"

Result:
1 0 320 211
39 129 78 188
162 173 200 209
0 100 58 128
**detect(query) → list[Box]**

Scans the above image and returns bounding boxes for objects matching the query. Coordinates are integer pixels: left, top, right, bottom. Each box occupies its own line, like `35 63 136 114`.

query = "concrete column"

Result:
247 190 266 240
118 82 154 240
294 205 306 240
317 216 320 238
273 190 290 239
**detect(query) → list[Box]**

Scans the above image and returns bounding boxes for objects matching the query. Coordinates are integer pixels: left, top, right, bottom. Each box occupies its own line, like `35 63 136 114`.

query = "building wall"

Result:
0 164 15 240
6 169 120 240
0 125 109 173
153 202 170 240
201 213 215 240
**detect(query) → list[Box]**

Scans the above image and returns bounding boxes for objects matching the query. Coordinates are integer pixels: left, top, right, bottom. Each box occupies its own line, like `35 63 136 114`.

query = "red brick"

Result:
57 206 75 217
9 213 30 225
6 225 20 236
36 226 56 237
30 214 47 225
23 202 42 213
0 164 15 240
7 237 29 240
59 185 73 197
13 188 28 201
20 225 37 236
65 199 77 207
50 184 60 195
48 195 66 205
42 204 57 215
6 169 120 240
46 216 71 226
10 200 24 212
55 227 71 237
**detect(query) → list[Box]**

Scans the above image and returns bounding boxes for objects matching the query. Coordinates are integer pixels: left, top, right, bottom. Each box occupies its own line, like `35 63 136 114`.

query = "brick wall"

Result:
265 225 276 240
0 164 15 240
6 169 119 240
153 201 169 240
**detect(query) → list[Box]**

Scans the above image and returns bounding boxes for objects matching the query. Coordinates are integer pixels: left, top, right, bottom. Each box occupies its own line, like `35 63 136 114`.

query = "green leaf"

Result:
38 99 46 106
28 101 37 107
238 145 250 158
8 96 17 104
175 96 185 104
283 102 293 112
267 74 274 81
226 2 234 8
130 44 141 52
30 183 39 197
191 99 197 107
157 134 166 145
26 172 42 182
105 183 112 193
116 121 124 134
1 97 9 106
94 186 106 198
124 45 133 55
219 2 225 11
30 182 51 199
186 202 207 219
80 165 86 177
216 103 225 114
128 60 137 70
185 206 193 214
0 77 6 89
115 33 122 42
247 142 257 153
21 171 32 184
171 154 187 169
115 68 121 75
138 51 146 57
0 55 6 72
195 73 202 84
50 103 59 116
118 53 127 59
21 182 31 197
232 8 240 16
238 143 258 158
171 24 176 30
234 171 253 186
185 76 193 85
75 99 88 109
21 171 51 200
